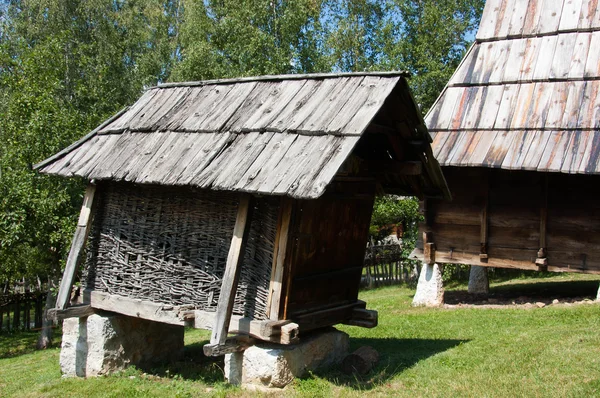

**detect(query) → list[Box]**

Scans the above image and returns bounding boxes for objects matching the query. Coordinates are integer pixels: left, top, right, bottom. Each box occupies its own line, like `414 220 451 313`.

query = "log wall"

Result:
415 167 600 274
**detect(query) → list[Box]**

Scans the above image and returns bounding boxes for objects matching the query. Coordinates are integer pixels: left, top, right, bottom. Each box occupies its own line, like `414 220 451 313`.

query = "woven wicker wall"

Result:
83 183 278 319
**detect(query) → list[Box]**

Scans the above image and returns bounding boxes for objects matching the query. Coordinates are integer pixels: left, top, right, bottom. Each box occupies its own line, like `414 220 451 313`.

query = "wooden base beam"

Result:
47 305 95 321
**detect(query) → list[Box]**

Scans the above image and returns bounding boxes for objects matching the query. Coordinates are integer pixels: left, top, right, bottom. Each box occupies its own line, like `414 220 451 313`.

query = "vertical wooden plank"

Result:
559 0 584 31
495 0 517 38
480 176 489 262
568 32 592 78
507 0 531 37
519 37 542 81
522 0 543 35
537 0 564 34
502 38 528 82
532 35 558 80
550 33 578 79
538 174 548 261
477 0 505 40
584 31 600 77
266 198 293 321
578 0 597 29
55 184 97 310
209 195 254 346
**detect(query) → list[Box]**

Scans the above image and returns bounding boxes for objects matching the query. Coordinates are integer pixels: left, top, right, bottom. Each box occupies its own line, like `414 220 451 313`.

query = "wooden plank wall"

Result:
282 181 376 324
419 167 600 274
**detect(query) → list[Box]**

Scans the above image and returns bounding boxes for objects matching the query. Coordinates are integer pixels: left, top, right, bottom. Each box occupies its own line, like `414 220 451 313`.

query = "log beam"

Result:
368 160 423 176
210 194 254 347
47 305 95 321
266 197 293 320
56 184 97 310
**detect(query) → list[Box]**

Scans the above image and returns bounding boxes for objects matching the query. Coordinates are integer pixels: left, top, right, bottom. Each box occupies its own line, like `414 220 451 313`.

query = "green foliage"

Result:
369 195 421 255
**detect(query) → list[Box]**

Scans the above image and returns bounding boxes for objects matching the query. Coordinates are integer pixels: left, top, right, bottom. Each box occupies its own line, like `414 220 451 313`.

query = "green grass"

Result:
1 274 600 397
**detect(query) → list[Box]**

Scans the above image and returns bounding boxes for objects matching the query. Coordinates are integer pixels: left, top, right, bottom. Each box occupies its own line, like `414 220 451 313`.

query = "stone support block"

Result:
224 328 349 389
412 263 444 307
468 265 490 295
60 313 184 377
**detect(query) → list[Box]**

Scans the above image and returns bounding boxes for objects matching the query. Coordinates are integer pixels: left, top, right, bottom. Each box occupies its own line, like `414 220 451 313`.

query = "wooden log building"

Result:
413 0 600 275
36 72 449 354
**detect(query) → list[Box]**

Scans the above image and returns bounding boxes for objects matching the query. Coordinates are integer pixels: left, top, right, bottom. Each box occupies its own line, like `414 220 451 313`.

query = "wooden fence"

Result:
0 291 47 332
362 243 420 288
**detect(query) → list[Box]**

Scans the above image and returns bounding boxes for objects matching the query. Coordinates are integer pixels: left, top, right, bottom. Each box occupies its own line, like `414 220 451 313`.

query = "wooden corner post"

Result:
266 197 293 320
55 183 97 310
205 194 254 356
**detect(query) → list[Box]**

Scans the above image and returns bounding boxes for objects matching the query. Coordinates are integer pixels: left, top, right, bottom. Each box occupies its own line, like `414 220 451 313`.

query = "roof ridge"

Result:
151 71 410 90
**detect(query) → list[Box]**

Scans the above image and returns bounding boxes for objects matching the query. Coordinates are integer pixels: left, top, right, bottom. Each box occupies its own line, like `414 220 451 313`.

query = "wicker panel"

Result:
83 183 278 319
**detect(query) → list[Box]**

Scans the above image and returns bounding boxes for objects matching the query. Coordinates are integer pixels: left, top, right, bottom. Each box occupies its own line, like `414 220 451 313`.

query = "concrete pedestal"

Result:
412 263 444 307
60 313 184 377
468 265 490 295
224 328 349 389
596 284 600 301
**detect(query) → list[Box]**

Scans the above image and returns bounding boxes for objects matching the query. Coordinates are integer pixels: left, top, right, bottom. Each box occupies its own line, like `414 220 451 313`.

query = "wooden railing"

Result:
0 291 47 332
362 243 420 288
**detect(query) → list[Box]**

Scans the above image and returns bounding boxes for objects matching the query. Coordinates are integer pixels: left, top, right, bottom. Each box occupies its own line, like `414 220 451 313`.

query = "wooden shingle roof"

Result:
36 72 449 199
426 0 600 174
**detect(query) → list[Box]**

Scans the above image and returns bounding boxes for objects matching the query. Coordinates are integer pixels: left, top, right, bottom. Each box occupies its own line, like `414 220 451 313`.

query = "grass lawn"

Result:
1 273 599 397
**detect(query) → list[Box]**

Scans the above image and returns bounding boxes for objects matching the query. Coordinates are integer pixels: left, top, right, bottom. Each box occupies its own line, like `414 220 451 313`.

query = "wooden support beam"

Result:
480 191 489 263
84 290 298 343
203 335 255 357
292 300 367 332
343 308 378 328
210 195 254 347
368 160 422 176
266 197 293 320
56 184 97 310
538 174 548 269
423 230 436 265
47 305 95 321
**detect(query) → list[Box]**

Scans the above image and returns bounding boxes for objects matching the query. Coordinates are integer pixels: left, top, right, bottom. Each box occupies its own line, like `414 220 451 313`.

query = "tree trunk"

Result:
37 280 56 349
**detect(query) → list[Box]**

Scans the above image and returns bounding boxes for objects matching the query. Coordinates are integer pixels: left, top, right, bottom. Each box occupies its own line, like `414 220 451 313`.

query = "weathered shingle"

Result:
428 0 600 174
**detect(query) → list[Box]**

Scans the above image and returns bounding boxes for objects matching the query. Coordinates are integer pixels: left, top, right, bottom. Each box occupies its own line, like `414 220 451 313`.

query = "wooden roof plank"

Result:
450 87 478 129
460 87 487 129
100 89 159 133
170 132 234 186
500 130 528 169
448 44 479 85
495 0 518 38
550 32 578 79
470 41 497 84
145 87 193 131
454 131 483 166
72 134 122 178
568 32 592 78
44 136 100 175
176 84 236 131
488 41 513 83
507 130 537 169
507 0 531 36
521 130 552 170
494 84 521 129
300 136 361 199
540 131 573 172
426 87 462 131
431 131 452 159
240 80 308 132
584 31 600 77
525 82 554 129
467 131 499 166
482 130 518 167
294 77 362 134
545 81 571 128
522 0 544 35
576 130 598 173
234 133 300 192
519 37 542 81
559 0 584 31
264 80 322 132
435 131 462 164
126 88 177 131
501 38 528 82
583 131 600 172
532 35 558 80
210 132 276 190
136 133 192 184
577 80 600 128
562 81 587 128
113 131 178 181
195 82 259 132
223 82 278 133
162 86 212 130
510 83 536 129
477 85 504 129
445 131 471 165
537 0 564 34
328 76 399 135
578 0 598 29
561 131 588 173
476 0 505 40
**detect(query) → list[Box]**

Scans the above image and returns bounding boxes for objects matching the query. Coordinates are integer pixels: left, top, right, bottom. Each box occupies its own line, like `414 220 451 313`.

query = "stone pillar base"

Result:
468 265 490 296
412 263 444 307
60 313 184 377
224 328 349 389
596 283 600 301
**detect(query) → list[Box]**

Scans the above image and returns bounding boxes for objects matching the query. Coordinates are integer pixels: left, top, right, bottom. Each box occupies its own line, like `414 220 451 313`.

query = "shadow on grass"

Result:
144 339 225 384
445 279 599 305
307 337 467 390
0 331 47 359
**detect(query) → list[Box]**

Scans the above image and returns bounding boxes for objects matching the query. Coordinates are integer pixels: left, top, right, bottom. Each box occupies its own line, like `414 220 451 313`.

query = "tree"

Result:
171 0 328 81
0 0 180 345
